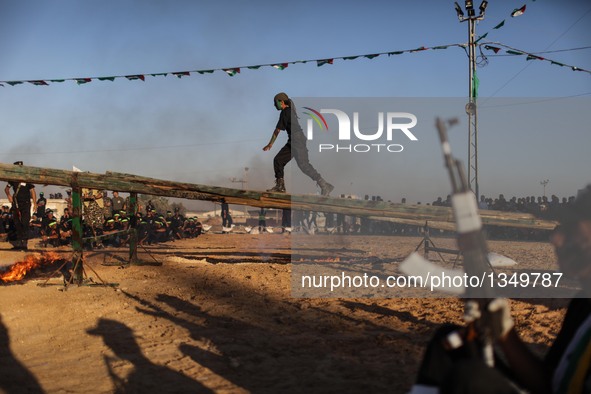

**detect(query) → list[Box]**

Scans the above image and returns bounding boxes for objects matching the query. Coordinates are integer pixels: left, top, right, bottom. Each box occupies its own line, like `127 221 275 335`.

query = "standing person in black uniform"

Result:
263 92 334 196
221 200 233 233
35 192 47 218
4 161 36 250
281 209 292 233
258 207 267 232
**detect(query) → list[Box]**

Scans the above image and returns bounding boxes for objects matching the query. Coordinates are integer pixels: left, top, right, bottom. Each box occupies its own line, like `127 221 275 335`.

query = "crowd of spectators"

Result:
0 191 204 249
313 192 575 241
432 193 575 220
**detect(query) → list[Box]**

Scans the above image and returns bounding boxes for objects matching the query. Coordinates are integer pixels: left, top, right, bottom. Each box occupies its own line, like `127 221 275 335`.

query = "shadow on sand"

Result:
0 314 44 393
87 318 212 394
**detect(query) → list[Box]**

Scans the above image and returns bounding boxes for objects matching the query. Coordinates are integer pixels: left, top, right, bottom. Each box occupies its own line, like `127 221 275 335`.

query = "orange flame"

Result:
0 251 63 283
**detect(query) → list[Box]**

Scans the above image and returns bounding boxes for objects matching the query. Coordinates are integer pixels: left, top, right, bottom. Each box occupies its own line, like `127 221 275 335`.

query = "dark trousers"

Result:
281 209 291 228
12 204 31 247
222 213 232 228
273 138 321 181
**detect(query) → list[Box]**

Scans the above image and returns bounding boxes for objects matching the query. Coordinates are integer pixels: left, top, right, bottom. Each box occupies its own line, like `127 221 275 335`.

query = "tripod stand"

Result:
414 221 462 266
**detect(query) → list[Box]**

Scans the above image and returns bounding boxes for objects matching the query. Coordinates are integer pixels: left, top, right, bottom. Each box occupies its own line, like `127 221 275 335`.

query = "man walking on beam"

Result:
263 92 334 196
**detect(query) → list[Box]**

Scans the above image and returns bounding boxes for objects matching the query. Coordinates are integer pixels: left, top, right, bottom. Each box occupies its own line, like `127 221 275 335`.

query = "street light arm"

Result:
454 2 465 20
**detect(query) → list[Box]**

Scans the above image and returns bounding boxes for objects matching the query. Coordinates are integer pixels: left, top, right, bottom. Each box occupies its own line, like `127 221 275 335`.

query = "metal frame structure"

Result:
455 0 487 198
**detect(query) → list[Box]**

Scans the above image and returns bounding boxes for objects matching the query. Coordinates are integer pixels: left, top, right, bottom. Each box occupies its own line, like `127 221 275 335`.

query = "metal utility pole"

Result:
540 179 549 197
230 167 249 190
230 167 250 217
455 0 487 199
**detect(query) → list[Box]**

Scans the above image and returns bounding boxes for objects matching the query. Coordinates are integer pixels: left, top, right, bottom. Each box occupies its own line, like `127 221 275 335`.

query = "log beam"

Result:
0 162 558 231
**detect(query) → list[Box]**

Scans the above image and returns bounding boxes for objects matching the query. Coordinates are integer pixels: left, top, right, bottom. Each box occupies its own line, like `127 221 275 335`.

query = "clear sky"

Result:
1 0 590 206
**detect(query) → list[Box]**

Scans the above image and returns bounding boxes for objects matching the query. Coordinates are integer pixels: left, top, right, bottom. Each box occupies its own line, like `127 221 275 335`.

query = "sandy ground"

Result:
0 231 569 393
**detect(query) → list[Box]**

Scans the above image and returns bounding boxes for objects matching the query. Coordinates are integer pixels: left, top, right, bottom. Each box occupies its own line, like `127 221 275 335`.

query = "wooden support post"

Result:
70 182 84 284
424 223 430 261
128 192 138 265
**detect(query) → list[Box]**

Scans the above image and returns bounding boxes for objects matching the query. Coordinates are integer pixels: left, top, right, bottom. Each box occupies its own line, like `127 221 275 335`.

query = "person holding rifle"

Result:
496 185 591 394
414 186 591 393
412 119 591 393
4 161 36 251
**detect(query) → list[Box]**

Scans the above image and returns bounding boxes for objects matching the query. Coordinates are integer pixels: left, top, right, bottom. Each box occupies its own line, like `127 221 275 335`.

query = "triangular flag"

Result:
511 5 526 17
29 80 48 86
150 73 168 77
197 70 214 74
247 65 261 69
272 63 288 70
493 20 505 29
506 50 523 55
432 46 449 50
76 78 92 85
526 54 544 61
364 54 380 59
126 75 145 81
475 32 488 43
317 59 334 67
388 51 404 56
6 81 23 86
485 45 501 53
172 71 190 78
410 47 427 53
551 61 565 67
50 79 65 83
472 72 479 98
223 68 240 76
98 76 116 81
343 56 359 60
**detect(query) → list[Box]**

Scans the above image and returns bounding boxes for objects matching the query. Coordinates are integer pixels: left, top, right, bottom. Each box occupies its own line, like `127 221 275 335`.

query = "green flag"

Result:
475 32 488 43
493 20 505 29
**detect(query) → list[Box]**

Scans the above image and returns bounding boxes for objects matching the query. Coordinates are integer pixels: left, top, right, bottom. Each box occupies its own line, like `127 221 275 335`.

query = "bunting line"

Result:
475 1 536 43
481 42 591 75
0 43 464 87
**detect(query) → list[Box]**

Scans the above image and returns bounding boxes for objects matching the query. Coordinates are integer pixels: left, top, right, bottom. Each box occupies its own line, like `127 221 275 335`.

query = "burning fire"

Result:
0 251 64 283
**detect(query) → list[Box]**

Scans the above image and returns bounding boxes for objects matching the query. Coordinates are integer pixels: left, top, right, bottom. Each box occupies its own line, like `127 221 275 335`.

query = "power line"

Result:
485 45 591 57
486 7 591 98
481 42 591 74
1 43 464 87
